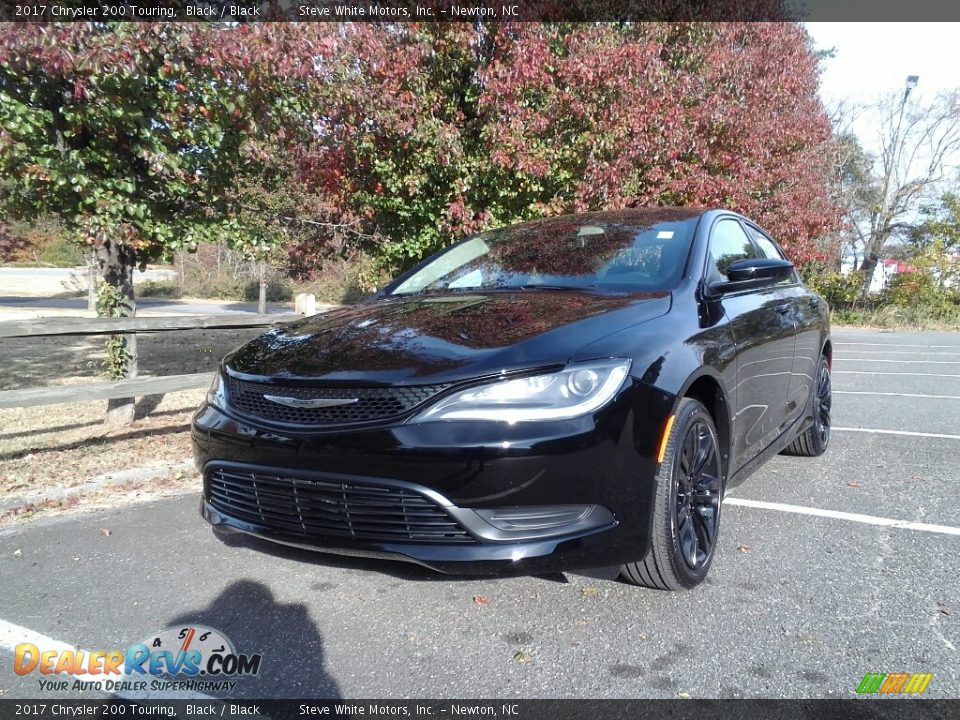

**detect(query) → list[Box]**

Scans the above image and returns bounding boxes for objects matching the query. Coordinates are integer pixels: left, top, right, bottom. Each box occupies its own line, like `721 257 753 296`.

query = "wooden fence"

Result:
0 313 301 410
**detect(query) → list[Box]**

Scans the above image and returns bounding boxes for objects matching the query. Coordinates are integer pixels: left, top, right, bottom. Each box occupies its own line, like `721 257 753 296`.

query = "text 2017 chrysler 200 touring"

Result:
192 208 831 590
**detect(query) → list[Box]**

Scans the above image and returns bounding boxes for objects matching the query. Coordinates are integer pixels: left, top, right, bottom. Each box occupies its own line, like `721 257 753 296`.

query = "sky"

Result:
804 23 959 254
805 22 960 153
806 23 960 106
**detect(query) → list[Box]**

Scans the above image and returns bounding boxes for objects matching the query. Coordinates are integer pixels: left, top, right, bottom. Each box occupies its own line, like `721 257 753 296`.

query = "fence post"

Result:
87 255 97 314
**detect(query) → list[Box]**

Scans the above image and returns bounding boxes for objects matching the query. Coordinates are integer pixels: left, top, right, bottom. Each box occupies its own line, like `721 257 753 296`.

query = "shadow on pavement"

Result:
168 580 341 699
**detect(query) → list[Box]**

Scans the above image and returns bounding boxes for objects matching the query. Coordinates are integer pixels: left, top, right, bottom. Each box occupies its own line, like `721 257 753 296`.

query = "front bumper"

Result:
192 378 675 575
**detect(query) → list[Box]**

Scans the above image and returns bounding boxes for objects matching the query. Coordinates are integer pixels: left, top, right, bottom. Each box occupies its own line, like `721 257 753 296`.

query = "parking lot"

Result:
1 326 958 700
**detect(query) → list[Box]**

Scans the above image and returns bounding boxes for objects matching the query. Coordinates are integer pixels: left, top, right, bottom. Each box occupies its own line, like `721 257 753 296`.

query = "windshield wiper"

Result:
516 283 597 292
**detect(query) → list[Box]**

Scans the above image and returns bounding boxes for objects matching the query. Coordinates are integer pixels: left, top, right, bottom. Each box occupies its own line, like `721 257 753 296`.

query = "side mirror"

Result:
709 258 794 294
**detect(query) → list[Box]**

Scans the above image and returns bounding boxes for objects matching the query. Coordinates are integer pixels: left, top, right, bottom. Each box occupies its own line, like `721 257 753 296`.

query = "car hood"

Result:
225 291 671 385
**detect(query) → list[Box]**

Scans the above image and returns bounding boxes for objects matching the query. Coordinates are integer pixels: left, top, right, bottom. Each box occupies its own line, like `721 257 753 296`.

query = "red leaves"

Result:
0 22 841 278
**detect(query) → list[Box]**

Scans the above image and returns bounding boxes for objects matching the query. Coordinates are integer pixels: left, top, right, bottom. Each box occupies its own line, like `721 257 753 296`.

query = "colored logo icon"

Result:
856 672 933 694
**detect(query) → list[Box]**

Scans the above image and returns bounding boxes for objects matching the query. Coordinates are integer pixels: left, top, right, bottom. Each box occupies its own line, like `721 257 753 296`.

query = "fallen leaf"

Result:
798 633 816 643
13 548 22 558
677 692 692 699
737 544 752 553
846 480 862 488
937 604 952 616
580 586 599 597
99 527 112 537
473 595 489 605
513 651 533 663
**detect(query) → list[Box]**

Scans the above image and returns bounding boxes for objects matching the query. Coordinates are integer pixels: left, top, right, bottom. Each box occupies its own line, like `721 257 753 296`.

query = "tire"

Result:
621 398 723 590
782 354 831 457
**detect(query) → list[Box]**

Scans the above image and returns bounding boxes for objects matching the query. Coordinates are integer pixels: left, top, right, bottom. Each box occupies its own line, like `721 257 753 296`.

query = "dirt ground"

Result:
0 327 266 526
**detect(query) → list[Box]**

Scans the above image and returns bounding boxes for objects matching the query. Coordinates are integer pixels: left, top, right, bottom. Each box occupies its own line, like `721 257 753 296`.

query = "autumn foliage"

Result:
0 21 841 283
302 22 840 274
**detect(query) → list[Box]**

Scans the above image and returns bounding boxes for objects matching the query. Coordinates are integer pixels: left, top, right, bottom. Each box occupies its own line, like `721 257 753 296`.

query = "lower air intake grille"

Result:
225 377 449 426
206 466 476 544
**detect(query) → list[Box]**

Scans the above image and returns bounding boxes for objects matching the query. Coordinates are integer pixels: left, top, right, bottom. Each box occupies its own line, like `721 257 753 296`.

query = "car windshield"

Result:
387 213 700 296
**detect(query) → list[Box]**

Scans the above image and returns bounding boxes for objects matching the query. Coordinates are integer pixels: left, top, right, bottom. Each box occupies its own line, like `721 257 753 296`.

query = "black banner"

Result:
1 0 959 23
1 700 959 720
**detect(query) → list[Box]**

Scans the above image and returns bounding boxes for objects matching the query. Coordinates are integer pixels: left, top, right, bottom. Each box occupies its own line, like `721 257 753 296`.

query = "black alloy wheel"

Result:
782 354 832 457
621 398 723 590
674 419 722 570
815 358 832 448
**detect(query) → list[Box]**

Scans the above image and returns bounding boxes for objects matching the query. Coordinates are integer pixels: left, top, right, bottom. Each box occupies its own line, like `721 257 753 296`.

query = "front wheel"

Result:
621 398 723 590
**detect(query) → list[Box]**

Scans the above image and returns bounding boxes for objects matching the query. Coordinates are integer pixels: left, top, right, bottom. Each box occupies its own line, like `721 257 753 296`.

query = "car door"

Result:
746 223 819 426
706 218 796 471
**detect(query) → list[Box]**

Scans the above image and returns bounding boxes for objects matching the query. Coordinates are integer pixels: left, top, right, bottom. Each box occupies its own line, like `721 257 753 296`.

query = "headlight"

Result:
206 372 225 409
412 359 631 424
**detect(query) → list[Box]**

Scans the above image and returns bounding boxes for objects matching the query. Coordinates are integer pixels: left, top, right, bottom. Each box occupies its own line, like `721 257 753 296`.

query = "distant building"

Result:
840 238 919 292
840 244 957 292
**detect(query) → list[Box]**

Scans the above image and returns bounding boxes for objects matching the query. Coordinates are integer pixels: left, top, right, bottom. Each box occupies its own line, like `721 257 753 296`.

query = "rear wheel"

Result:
782 355 831 457
621 398 722 590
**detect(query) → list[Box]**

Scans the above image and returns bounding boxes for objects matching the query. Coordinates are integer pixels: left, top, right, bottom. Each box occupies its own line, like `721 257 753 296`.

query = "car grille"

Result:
206 466 476 544
225 377 449 426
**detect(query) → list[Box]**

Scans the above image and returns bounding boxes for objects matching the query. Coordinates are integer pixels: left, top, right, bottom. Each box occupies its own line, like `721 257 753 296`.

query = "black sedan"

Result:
192 208 832 590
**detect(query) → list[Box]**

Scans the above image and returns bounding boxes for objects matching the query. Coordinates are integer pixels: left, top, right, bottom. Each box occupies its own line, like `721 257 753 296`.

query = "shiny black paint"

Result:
226 290 671 386
192 208 830 574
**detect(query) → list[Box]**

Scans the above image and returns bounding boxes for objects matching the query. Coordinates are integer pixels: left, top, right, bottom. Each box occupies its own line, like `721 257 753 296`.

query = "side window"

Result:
708 220 759 282
749 227 798 285
749 228 785 260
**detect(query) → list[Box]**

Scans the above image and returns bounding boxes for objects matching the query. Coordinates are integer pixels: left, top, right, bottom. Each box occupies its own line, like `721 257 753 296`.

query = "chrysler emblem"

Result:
262 395 359 409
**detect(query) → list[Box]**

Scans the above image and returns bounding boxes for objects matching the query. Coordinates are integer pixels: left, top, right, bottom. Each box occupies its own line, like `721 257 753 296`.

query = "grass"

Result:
833 305 960 331
0 327 275 528
0 389 203 527
136 279 183 298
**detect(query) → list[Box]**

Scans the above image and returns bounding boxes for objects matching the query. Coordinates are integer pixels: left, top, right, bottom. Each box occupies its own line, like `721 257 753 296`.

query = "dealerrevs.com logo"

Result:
14 625 262 694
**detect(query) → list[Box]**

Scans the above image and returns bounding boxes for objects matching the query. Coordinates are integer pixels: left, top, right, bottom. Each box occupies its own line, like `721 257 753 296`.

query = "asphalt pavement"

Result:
1 327 958 699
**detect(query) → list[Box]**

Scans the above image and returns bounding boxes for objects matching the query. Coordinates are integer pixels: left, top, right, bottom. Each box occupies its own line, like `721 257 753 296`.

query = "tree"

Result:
847 89 960 295
480 23 840 264
0 23 332 422
913 190 960 252
905 189 960 289
301 22 841 278
826 103 875 272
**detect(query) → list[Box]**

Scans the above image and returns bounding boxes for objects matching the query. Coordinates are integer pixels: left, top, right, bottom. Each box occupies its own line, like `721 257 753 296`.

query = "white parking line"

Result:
834 426 960 440
836 342 960 349
0 619 214 700
839 350 960 357
838 358 960 365
833 370 960 378
833 390 960 400
723 497 960 537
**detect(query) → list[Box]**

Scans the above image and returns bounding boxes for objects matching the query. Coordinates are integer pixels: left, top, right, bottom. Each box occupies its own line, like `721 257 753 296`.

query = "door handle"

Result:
775 302 791 315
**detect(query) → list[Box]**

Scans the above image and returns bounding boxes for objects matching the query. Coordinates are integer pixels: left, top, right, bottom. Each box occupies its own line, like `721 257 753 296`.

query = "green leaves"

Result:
0 23 322 268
